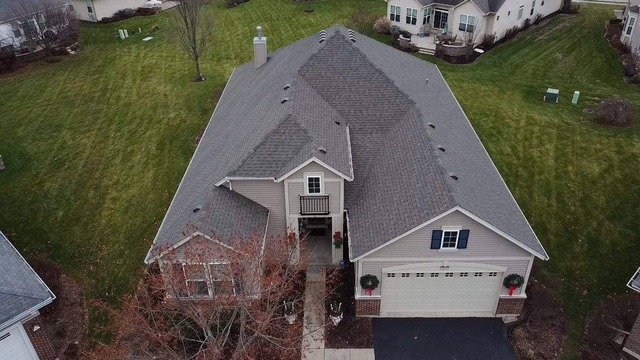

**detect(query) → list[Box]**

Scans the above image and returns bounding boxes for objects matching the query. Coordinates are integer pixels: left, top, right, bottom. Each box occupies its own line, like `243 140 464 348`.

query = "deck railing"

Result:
299 195 330 215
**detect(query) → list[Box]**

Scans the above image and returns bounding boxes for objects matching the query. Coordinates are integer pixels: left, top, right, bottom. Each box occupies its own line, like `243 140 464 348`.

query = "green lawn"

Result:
0 1 638 357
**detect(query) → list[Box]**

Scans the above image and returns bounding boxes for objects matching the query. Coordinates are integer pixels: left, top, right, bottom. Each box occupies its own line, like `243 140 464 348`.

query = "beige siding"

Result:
492 0 562 40
358 258 530 297
288 161 342 180
368 211 531 259
288 182 304 215
231 180 286 236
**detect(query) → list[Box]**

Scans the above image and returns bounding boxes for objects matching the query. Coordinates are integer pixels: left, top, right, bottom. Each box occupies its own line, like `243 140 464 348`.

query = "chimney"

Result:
253 26 268 69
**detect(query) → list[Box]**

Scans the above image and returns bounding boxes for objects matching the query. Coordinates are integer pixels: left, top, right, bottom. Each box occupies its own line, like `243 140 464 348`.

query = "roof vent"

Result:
448 173 458 181
281 98 289 104
319 30 326 43
284 84 291 90
335 121 341 125
428 122 435 129
318 146 327 154
426 78 429 85
347 29 356 42
193 205 203 213
437 146 445 152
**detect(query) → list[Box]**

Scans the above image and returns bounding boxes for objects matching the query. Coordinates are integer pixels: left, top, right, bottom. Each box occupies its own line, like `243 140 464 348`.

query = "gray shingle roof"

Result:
0 231 54 329
148 25 548 264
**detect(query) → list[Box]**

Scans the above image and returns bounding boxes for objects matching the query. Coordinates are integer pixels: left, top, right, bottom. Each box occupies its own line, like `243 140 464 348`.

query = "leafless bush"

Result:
594 96 635 127
480 34 495 49
373 16 391 35
533 14 543 25
503 27 519 41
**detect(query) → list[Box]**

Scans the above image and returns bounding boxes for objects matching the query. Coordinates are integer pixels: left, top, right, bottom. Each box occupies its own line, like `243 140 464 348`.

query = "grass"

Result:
0 1 638 357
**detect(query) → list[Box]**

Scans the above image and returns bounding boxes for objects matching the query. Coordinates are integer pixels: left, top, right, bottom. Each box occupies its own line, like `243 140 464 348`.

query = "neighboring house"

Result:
622 1 640 54
145 25 549 320
386 0 562 41
69 0 149 22
0 0 70 52
0 231 55 360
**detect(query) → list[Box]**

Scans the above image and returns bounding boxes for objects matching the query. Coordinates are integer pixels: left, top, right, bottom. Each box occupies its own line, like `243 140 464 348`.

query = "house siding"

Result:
449 1 488 41
366 210 532 259
492 0 562 40
231 180 287 236
71 0 147 22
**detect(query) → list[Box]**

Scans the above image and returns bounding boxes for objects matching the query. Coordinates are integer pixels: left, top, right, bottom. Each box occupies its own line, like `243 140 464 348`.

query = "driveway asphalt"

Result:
372 318 517 360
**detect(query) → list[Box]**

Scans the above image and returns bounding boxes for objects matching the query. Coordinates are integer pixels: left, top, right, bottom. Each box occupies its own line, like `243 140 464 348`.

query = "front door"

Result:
433 9 449 30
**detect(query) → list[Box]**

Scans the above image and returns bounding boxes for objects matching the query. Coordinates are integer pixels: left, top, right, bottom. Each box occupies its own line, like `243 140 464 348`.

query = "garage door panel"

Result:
0 324 38 360
380 269 502 316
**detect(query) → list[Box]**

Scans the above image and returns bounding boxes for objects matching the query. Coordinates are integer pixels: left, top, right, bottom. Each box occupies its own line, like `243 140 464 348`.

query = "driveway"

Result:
372 318 517 360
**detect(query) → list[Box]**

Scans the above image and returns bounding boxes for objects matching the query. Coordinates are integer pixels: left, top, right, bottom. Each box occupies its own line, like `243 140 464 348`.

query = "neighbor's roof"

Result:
0 231 54 330
415 0 506 13
148 26 548 263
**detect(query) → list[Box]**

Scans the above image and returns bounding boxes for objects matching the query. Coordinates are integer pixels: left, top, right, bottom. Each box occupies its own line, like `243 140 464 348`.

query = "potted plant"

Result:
359 274 379 296
328 301 343 326
283 300 297 324
332 231 343 249
503 274 525 296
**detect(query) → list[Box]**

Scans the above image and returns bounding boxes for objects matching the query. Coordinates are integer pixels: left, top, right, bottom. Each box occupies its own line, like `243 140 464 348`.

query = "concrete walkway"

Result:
301 266 375 360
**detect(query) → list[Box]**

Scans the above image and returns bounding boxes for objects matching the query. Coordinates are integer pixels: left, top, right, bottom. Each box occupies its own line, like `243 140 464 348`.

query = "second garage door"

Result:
380 263 504 317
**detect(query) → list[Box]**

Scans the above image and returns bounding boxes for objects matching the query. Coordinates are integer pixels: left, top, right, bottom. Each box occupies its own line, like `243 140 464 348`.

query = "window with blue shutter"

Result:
457 230 470 249
431 230 442 249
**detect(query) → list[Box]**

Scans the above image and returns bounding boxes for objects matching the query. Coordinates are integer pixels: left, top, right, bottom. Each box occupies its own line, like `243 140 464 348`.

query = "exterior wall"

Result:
492 0 562 40
386 0 428 34
449 1 489 42
72 0 147 22
230 180 287 236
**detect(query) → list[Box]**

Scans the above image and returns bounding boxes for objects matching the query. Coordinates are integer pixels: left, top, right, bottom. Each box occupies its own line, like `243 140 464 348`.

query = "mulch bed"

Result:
581 293 640 360
325 264 373 349
40 274 88 359
509 278 568 360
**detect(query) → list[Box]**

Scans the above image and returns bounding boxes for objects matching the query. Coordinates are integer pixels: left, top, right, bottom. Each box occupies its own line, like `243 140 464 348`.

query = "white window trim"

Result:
458 14 476 33
177 261 235 299
406 7 418 25
304 172 324 195
439 226 461 251
518 6 524 20
390 5 401 23
627 16 636 36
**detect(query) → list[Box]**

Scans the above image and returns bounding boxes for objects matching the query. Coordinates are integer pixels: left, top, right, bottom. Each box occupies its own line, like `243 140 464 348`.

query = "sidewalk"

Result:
301 266 375 360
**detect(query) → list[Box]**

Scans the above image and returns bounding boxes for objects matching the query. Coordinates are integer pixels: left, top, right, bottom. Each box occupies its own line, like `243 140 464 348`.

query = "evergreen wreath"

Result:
360 274 380 290
503 274 525 289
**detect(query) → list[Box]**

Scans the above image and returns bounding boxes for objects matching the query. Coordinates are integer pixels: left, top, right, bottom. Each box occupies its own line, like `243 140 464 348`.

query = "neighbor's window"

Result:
441 230 459 248
518 6 524 20
390 5 401 22
406 8 418 25
458 14 476 32
530 0 536 15
627 17 636 36
423 7 431 25
541 0 545 5
87 6 93 13
307 176 321 194
209 264 234 296
184 264 210 297
68 4 74 11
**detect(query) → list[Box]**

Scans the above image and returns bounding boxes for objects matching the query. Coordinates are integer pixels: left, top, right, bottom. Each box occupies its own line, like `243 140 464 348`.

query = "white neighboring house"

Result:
386 0 562 42
0 0 70 52
69 0 149 22
622 0 640 54
0 231 55 360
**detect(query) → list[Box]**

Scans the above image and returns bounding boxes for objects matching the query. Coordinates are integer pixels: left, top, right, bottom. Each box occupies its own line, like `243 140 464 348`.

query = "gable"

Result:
360 210 532 259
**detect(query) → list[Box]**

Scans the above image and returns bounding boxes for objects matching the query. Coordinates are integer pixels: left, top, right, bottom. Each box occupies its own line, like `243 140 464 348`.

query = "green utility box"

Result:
544 88 559 103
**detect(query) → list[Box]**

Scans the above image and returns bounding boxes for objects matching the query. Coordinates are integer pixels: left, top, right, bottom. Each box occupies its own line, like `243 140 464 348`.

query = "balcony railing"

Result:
299 195 330 215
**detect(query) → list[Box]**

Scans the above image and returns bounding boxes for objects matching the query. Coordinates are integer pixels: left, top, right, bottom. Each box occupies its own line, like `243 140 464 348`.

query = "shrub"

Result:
522 18 532 31
503 26 519 41
135 7 158 16
480 34 495 49
29 257 62 316
611 36 631 55
348 8 378 34
115 8 136 19
606 21 622 40
373 16 391 35
533 14 543 25
0 49 16 73
594 96 635 127
622 61 636 77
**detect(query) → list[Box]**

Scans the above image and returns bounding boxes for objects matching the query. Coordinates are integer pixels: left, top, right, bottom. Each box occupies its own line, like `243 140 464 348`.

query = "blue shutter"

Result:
431 230 442 249
457 230 470 249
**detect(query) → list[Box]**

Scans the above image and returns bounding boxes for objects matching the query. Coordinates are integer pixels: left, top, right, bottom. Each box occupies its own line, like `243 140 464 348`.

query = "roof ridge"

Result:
0 288 50 301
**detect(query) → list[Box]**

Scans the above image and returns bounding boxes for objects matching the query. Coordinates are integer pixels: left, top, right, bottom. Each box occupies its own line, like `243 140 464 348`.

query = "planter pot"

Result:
285 313 297 325
329 313 343 326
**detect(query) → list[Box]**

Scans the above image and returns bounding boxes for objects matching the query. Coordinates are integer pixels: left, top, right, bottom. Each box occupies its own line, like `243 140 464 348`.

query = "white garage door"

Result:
0 323 39 360
380 264 504 317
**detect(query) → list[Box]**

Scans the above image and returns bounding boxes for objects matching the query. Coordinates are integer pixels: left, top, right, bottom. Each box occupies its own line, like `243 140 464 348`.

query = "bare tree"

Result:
8 0 78 56
173 0 211 82
86 232 337 360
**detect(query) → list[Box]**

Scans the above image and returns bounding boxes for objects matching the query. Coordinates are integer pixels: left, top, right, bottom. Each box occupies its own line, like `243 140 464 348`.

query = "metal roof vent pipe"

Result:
253 26 268 69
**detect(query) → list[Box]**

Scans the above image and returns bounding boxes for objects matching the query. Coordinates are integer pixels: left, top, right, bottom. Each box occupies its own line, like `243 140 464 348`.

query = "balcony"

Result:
299 195 330 215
